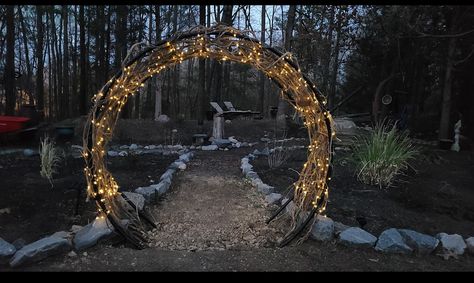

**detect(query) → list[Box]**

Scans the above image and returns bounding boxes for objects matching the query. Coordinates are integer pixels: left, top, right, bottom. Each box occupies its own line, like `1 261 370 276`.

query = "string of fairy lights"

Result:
82 24 335 242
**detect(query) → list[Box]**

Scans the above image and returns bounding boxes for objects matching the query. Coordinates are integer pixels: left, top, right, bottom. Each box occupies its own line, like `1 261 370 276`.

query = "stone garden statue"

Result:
451 119 462 152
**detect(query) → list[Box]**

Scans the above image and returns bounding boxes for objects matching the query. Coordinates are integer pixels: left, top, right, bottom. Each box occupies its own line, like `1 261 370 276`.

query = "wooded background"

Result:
0 5 473 140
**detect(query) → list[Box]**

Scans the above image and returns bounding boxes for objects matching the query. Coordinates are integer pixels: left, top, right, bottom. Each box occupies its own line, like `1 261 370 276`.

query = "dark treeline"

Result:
0 5 473 140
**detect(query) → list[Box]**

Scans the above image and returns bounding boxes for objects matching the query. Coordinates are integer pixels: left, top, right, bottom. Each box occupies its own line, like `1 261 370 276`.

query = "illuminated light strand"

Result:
82 24 335 242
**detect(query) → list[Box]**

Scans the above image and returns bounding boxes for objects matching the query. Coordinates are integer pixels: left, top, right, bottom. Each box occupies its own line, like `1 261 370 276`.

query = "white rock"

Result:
310 215 335 241
338 227 377 248
156 114 170 123
228 136 238 143
201 145 218 151
135 186 157 203
122 191 145 211
129 144 138 150
375 228 413 254
465 237 474 255
256 182 274 195
178 163 187 170
10 236 71 267
118 151 128 157
398 229 439 254
0 237 16 264
70 225 83 233
436 233 467 255
73 218 114 251
265 193 282 205
107 151 119 157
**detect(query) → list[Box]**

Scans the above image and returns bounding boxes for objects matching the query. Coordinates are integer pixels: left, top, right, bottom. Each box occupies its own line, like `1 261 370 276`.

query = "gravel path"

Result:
147 150 288 251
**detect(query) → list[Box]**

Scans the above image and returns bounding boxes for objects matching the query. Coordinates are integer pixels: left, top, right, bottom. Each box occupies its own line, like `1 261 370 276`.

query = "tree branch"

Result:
405 23 474 39
454 47 474 66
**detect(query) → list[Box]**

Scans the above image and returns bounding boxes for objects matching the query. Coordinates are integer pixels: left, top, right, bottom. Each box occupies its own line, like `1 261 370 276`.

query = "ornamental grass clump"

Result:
39 136 63 188
352 121 418 188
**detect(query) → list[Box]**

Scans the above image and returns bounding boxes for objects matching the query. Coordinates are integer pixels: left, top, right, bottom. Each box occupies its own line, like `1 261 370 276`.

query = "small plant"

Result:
351 120 418 188
39 136 63 188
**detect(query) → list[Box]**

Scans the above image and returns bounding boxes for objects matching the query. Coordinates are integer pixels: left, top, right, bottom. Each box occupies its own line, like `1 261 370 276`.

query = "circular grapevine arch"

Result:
82 25 335 248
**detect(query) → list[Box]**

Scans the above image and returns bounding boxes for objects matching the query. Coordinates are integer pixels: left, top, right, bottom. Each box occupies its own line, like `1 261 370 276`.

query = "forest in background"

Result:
0 5 473 141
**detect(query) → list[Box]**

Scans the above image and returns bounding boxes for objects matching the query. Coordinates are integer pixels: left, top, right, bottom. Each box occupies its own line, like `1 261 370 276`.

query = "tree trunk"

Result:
19 7 34 105
36 6 45 120
5 5 16 115
154 5 163 121
328 8 343 110
115 5 130 118
197 5 206 125
276 5 296 123
258 5 266 115
79 5 87 115
62 5 70 119
439 36 456 142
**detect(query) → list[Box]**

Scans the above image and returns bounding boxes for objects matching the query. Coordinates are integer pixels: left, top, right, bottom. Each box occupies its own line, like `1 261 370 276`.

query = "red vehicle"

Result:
0 116 31 134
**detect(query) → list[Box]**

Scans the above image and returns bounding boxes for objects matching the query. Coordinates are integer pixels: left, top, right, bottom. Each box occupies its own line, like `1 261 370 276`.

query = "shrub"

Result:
39 136 63 188
351 121 418 188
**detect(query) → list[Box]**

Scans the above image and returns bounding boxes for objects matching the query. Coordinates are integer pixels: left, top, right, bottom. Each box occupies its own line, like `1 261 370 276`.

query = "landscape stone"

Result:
10 236 71 267
153 181 171 196
334 222 350 236
201 145 218 151
156 114 170 123
228 136 239 143
256 182 274 195
436 233 467 255
0 237 16 264
212 138 233 148
375 228 413 254
107 150 119 157
338 227 377 248
310 215 335 241
135 186 157 203
122 191 145 211
160 169 176 181
265 193 282 205
169 160 186 170
245 171 259 180
73 218 115 251
398 229 439 254
465 237 474 255
12 238 26 250
129 144 138 150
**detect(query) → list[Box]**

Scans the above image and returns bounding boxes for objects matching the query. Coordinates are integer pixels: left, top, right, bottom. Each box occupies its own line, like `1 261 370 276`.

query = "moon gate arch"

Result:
82 24 335 248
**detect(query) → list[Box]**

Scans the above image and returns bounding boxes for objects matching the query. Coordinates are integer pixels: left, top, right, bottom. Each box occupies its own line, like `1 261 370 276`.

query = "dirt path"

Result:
148 150 287 251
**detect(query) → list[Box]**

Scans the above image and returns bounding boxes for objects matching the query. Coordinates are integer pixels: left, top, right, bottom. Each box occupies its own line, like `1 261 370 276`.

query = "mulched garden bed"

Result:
253 145 474 238
0 148 177 244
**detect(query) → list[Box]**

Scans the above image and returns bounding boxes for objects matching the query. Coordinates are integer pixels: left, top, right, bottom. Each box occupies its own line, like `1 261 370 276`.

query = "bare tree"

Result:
36 6 45 119
4 5 16 115
197 5 206 125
